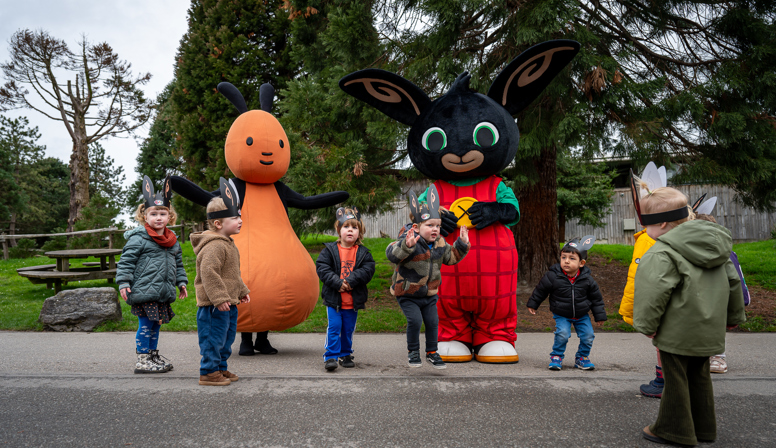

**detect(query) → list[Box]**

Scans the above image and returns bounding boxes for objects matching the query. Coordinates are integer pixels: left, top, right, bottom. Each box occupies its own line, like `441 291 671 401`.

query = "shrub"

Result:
9 238 38 258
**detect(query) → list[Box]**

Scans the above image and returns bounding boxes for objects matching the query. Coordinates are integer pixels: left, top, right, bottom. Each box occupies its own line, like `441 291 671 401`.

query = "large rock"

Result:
38 288 122 331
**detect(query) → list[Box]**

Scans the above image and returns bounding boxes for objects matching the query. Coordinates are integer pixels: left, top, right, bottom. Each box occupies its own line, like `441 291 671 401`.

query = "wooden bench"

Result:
17 270 91 292
17 268 118 293
16 264 57 273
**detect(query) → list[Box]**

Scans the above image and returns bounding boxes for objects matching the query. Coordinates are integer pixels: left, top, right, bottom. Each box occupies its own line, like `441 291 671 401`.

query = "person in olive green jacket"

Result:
634 219 746 446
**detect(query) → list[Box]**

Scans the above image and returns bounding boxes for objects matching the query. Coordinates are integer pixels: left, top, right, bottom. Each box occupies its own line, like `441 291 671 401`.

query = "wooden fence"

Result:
357 184 776 244
0 223 197 260
565 185 776 245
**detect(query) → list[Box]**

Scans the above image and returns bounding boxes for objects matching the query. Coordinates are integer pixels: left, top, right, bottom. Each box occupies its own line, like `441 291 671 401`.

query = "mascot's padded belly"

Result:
435 176 518 346
234 183 318 332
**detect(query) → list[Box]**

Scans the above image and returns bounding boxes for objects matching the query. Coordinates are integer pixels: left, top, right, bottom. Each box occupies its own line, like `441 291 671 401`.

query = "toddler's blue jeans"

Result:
197 305 238 375
324 307 358 361
136 316 160 354
551 314 595 359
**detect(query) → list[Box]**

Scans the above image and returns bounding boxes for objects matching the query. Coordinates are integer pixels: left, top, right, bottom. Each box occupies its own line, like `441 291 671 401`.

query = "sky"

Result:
0 0 191 222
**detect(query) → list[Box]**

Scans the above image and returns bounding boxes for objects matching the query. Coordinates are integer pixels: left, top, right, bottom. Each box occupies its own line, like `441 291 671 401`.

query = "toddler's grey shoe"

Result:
426 352 446 369
339 355 355 368
408 350 422 368
324 358 338 371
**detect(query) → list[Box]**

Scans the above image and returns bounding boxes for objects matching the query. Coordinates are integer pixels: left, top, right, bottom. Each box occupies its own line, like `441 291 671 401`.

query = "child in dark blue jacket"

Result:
316 207 376 372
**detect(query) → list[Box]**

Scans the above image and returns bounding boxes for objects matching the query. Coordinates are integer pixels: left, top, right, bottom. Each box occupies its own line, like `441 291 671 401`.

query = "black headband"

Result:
206 177 241 220
640 207 690 226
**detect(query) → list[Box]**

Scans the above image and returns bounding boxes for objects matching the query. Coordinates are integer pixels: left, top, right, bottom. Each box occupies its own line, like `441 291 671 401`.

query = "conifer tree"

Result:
170 0 297 219
278 0 405 233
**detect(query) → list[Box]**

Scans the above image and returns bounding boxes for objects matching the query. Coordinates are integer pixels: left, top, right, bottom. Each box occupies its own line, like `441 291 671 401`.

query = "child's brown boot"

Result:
220 370 239 382
199 371 231 386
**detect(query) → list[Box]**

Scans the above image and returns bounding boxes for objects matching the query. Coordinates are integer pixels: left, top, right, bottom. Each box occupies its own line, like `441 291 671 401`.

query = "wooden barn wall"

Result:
564 185 776 245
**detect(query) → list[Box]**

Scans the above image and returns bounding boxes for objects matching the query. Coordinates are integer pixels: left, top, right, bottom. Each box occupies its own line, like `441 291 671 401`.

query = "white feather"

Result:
696 197 717 216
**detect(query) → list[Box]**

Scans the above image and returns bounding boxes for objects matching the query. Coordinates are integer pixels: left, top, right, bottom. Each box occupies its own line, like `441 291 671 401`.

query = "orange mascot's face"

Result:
224 110 290 184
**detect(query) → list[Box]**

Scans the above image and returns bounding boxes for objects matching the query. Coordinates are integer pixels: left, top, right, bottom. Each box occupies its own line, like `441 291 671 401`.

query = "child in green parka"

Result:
633 188 746 446
116 177 188 374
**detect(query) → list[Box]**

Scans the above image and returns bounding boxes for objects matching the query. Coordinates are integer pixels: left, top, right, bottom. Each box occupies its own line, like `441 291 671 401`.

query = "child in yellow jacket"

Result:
619 229 656 325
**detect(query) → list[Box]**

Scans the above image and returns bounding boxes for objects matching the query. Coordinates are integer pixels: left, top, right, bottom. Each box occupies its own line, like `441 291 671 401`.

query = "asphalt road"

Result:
1 332 774 447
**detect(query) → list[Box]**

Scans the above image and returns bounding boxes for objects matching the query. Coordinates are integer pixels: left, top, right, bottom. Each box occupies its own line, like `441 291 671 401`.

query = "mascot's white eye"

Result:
422 127 447 151
473 122 499 147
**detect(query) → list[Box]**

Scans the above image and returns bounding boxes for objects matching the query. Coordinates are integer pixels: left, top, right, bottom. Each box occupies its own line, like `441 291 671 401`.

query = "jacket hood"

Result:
190 231 233 255
124 225 150 241
658 220 732 268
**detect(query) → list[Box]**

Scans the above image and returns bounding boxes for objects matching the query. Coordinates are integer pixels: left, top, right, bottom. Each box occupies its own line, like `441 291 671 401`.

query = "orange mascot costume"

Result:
172 82 349 355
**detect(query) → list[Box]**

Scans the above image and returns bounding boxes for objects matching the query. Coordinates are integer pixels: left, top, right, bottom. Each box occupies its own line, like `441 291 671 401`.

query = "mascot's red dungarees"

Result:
341 40 579 363
435 177 518 348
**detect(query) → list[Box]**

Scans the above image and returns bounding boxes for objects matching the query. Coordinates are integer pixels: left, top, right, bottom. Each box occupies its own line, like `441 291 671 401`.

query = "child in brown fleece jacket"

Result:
191 179 250 386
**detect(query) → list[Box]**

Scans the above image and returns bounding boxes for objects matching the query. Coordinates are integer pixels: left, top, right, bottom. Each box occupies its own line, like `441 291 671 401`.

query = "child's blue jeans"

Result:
551 314 595 359
324 307 358 361
197 305 238 375
136 316 160 354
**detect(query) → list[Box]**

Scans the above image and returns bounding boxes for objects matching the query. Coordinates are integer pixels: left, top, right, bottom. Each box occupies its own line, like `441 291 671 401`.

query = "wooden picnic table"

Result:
17 248 123 293
44 248 122 272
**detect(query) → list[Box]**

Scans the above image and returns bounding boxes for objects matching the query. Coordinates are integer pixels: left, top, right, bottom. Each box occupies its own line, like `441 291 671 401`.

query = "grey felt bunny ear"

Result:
162 176 172 204
142 175 155 206
407 190 421 224
207 177 241 219
578 235 596 251
426 185 441 220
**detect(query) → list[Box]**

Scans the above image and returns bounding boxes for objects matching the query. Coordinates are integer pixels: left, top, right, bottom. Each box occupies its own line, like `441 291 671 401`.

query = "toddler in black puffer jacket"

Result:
316 207 375 372
527 236 607 371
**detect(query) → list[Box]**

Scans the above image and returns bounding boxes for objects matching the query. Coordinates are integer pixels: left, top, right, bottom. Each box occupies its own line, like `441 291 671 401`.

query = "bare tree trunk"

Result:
68 137 89 232
558 206 566 243
513 144 559 289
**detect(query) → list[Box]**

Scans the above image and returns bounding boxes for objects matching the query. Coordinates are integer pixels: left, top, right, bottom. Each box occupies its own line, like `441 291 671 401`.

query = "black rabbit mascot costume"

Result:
341 40 579 363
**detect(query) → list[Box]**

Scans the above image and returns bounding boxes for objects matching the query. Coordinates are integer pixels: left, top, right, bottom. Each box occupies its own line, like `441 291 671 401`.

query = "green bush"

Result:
41 228 67 252
8 238 38 259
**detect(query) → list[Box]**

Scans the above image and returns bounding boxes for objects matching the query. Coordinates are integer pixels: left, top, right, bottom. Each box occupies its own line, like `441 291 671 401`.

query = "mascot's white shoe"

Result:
438 340 473 362
475 341 519 364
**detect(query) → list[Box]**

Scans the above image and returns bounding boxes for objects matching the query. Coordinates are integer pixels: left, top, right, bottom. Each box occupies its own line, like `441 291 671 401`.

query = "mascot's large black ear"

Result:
217 82 249 114
260 83 274 114
487 40 580 115
340 69 432 126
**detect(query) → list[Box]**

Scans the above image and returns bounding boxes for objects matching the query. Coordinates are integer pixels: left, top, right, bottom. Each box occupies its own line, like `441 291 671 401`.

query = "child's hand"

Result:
179 285 188 300
645 332 656 339
240 294 251 304
595 321 603 327
338 282 347 292
405 228 420 248
120 287 131 302
459 225 469 245
217 302 231 312
342 280 352 291
527 308 536 315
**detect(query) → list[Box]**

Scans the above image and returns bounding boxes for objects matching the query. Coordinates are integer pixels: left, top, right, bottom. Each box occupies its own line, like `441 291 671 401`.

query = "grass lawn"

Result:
1 236 774 332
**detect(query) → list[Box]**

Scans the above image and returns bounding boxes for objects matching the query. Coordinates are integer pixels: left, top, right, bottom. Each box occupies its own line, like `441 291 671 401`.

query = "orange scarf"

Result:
144 223 178 248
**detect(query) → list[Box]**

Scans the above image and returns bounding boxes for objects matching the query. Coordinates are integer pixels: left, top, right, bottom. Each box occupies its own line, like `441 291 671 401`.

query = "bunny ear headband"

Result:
336 207 361 224
207 177 241 219
142 176 172 209
630 163 688 226
562 235 596 260
693 195 717 216
407 185 441 224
